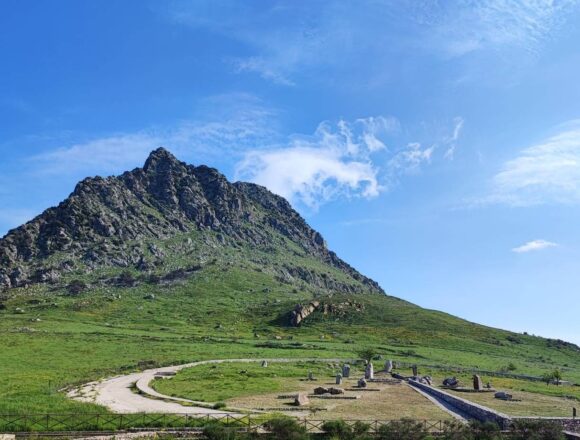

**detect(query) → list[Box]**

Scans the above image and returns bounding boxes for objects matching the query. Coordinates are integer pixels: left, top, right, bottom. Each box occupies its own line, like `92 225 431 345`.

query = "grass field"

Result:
1 246 579 417
152 361 453 420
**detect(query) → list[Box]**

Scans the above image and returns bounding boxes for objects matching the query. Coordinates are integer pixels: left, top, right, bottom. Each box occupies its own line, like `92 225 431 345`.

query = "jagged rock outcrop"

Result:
0 148 384 295
290 299 365 326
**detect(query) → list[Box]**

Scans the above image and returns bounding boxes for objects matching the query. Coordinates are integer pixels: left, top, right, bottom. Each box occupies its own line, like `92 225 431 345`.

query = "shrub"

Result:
441 420 473 440
352 421 371 438
203 423 240 440
510 419 564 440
377 419 428 440
264 417 309 440
212 401 227 410
321 419 352 439
66 279 87 296
468 420 501 440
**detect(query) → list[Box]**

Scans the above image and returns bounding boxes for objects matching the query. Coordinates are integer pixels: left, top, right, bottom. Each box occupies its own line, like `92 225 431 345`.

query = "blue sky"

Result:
1 0 580 343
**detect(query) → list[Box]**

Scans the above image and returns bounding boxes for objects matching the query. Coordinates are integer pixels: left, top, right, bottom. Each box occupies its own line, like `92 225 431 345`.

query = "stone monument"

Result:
365 362 374 379
473 374 483 390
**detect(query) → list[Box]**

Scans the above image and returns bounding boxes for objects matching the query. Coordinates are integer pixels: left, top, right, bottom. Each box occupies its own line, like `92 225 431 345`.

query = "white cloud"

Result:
512 239 558 253
485 124 580 206
444 117 465 160
235 117 393 208
410 0 578 57
163 1 579 85
236 147 379 208
388 142 435 174
31 94 277 176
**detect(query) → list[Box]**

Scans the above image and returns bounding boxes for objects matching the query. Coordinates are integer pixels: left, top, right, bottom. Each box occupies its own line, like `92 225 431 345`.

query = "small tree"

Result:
542 372 554 386
358 348 377 363
552 368 562 386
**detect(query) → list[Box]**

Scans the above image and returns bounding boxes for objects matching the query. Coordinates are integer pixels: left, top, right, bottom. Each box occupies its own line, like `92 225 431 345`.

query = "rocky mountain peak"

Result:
143 147 183 173
0 148 384 295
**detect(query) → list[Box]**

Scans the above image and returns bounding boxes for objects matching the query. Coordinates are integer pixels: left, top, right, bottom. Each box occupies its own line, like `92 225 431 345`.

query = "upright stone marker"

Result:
261 360 268 367
412 365 418 377
342 364 350 378
365 362 374 379
308 372 315 381
294 393 309 406
358 378 367 388
385 359 393 373
473 374 483 390
336 373 343 385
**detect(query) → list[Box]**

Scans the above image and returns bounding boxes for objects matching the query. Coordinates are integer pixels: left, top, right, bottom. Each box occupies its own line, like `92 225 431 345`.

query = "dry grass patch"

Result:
447 388 577 417
228 375 453 420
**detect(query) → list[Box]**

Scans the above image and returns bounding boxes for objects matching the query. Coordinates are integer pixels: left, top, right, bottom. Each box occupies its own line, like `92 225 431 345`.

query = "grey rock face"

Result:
0 148 385 294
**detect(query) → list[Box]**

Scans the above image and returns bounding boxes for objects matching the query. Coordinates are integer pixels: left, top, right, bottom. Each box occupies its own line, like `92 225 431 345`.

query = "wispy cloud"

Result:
163 1 579 85
444 117 465 160
408 0 578 57
512 239 558 253
235 117 396 208
388 142 435 175
483 122 580 206
31 94 277 176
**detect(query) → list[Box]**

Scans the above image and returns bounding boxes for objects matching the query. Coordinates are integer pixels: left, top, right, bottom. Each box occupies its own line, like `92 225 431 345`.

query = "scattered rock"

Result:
443 377 459 388
294 393 309 406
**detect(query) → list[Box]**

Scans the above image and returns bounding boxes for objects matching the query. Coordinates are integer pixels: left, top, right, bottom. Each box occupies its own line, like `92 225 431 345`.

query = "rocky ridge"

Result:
0 148 383 295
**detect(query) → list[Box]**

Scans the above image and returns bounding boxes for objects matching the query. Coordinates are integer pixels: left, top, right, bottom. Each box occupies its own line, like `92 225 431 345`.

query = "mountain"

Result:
0 148 382 299
1 148 579 417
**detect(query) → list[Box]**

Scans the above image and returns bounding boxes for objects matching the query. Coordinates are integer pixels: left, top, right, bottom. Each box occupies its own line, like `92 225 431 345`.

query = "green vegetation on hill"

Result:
1 254 578 414
0 149 578 417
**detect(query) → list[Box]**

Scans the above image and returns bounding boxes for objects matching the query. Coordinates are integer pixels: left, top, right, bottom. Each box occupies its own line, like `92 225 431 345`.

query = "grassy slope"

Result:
1 253 579 415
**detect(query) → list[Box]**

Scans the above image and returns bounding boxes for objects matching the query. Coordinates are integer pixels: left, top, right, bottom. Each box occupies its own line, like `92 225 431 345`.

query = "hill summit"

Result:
0 148 383 295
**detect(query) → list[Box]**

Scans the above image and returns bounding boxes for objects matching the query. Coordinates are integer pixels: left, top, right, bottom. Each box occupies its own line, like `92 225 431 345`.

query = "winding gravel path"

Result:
68 358 345 414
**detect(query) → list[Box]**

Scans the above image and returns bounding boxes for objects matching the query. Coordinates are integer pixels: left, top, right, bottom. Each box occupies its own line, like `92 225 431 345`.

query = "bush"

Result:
66 279 87 296
203 423 240 440
441 420 473 440
212 401 227 410
264 417 309 440
468 420 501 440
510 419 564 440
352 421 371 438
377 419 428 440
322 420 352 439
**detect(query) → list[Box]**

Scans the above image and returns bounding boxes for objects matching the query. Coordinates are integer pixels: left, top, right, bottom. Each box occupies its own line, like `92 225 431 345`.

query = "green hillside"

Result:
0 149 578 415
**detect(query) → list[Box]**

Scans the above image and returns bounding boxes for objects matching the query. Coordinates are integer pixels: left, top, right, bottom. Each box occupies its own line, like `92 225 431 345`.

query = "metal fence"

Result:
0 413 448 433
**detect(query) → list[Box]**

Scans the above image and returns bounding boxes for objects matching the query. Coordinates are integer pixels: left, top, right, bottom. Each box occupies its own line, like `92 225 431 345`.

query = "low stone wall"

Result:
409 380 511 429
